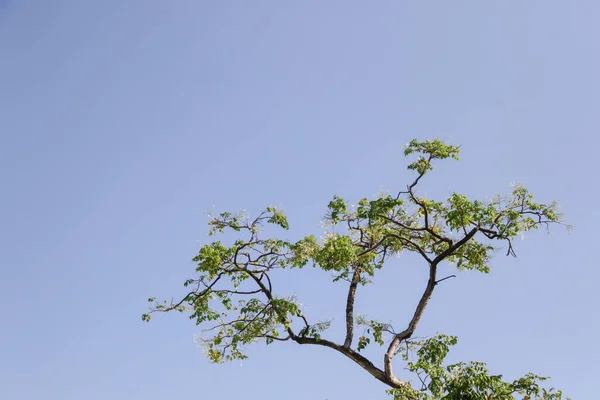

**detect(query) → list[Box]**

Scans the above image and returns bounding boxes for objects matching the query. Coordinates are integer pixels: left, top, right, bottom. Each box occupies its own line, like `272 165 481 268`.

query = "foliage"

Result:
143 139 569 399
387 335 566 400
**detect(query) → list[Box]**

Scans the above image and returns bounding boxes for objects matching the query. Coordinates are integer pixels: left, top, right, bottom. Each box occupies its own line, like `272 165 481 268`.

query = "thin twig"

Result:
435 275 456 285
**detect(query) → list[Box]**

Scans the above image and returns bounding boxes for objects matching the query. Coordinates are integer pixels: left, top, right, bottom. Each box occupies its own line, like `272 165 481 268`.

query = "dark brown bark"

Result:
294 336 406 388
384 227 478 380
343 267 361 348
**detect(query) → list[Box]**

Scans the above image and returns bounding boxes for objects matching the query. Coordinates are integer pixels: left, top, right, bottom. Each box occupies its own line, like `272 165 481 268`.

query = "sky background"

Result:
1 1 598 399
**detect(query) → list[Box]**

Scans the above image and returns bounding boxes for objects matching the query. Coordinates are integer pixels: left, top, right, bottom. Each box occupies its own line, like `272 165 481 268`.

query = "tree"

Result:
143 139 570 399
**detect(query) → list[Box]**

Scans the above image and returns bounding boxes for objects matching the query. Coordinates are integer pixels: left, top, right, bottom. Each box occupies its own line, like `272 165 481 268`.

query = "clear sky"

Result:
1 1 598 399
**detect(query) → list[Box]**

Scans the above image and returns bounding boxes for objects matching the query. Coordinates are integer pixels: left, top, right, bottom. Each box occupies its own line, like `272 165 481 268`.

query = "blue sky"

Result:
1 1 598 399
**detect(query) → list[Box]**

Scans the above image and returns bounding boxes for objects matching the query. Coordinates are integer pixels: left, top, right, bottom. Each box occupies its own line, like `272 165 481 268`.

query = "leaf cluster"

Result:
387 335 568 400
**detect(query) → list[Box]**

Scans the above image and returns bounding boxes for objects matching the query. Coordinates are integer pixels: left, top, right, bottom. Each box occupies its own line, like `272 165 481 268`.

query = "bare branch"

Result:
344 267 361 348
384 227 478 382
294 336 408 389
435 274 456 284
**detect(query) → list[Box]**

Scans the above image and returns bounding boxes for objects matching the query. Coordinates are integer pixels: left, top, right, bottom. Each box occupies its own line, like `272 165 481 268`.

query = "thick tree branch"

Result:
432 227 477 264
344 267 361 348
383 227 478 382
294 336 407 389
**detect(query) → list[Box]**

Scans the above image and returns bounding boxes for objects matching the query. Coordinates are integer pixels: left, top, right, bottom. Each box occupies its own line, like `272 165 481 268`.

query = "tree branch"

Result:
344 266 361 348
378 214 452 246
294 336 407 389
383 227 478 382
435 274 456 284
385 233 433 263
247 270 297 338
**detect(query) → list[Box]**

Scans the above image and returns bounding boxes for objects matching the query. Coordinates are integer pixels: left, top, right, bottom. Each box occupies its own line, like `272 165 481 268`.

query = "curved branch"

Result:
261 333 292 342
294 336 407 389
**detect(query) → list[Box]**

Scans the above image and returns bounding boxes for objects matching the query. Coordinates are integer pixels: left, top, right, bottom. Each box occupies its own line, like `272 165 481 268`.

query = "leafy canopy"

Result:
144 139 568 399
